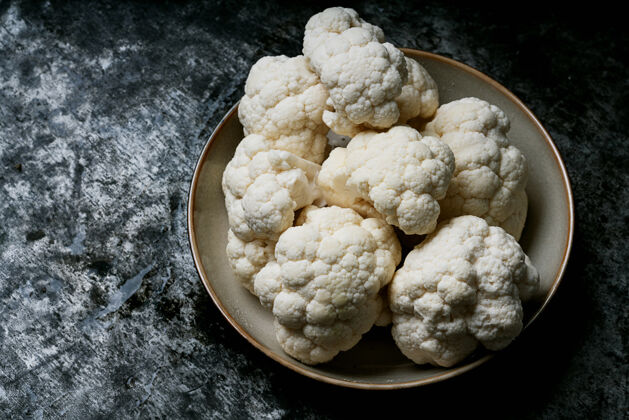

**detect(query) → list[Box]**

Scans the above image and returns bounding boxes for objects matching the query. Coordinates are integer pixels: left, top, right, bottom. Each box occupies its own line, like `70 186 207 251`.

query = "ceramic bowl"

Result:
187 49 574 389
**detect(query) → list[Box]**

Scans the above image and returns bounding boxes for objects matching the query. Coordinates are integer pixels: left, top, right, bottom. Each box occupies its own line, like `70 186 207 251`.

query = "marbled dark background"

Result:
0 0 627 418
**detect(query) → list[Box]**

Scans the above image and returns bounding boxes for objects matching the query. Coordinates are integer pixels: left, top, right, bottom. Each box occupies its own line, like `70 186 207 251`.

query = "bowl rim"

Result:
187 48 575 390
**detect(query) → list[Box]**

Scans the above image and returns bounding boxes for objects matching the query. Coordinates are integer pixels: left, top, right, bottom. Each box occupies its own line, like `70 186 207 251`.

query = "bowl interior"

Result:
188 50 573 388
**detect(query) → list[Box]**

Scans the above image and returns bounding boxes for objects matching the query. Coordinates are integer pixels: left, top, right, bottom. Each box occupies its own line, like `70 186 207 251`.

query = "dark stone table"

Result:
1 1 626 418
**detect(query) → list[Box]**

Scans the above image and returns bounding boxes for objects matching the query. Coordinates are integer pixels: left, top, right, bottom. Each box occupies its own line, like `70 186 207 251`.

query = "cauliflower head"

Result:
259 205 402 364
238 55 330 164
317 125 455 235
325 57 440 137
389 215 539 367
396 57 439 124
423 97 529 239
222 134 321 241
226 229 276 294
303 7 408 135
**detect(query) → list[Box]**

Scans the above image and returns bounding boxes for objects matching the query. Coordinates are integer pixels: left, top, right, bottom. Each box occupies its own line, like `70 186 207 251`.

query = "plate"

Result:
187 49 574 389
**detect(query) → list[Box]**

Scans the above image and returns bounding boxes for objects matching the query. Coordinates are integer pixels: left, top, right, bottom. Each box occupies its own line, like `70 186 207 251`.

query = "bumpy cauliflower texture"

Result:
423 97 529 239
327 57 440 137
225 229 276 294
389 216 539 367
238 55 330 163
303 7 408 135
257 205 402 364
396 57 439 124
222 134 321 241
318 125 455 235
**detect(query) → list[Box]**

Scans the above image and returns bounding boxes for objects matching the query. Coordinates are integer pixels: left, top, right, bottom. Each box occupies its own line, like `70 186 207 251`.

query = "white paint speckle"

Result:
69 223 86 255
118 42 142 52
98 50 113 71
95 263 154 319
0 5 27 40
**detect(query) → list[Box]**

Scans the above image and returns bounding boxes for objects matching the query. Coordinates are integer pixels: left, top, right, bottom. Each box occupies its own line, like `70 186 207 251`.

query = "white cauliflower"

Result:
257 205 402 365
222 134 321 241
317 125 455 235
316 147 380 220
252 261 282 310
220 9 539 369
325 57 440 137
225 229 276 294
238 55 330 163
423 97 529 239
389 216 539 367
303 7 408 135
396 57 439 124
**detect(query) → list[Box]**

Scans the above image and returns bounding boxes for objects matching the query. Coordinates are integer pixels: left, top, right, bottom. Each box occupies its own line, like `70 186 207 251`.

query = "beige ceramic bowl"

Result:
187 49 574 389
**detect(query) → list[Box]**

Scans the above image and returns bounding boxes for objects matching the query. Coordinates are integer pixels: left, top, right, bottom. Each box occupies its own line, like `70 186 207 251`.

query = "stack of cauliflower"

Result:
221 7 539 368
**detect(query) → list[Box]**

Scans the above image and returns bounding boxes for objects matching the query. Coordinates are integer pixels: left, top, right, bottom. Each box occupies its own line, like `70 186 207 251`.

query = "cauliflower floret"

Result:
326 57 440 137
222 134 321 241
238 55 330 163
317 125 454 235
226 229 275 293
396 57 439 124
258 205 402 364
303 7 408 135
316 147 380 219
389 215 540 367
423 97 529 239
252 261 282 310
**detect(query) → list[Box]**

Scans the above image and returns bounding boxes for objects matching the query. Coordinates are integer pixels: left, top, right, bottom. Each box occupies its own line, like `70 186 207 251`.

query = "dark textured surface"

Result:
0 0 627 418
